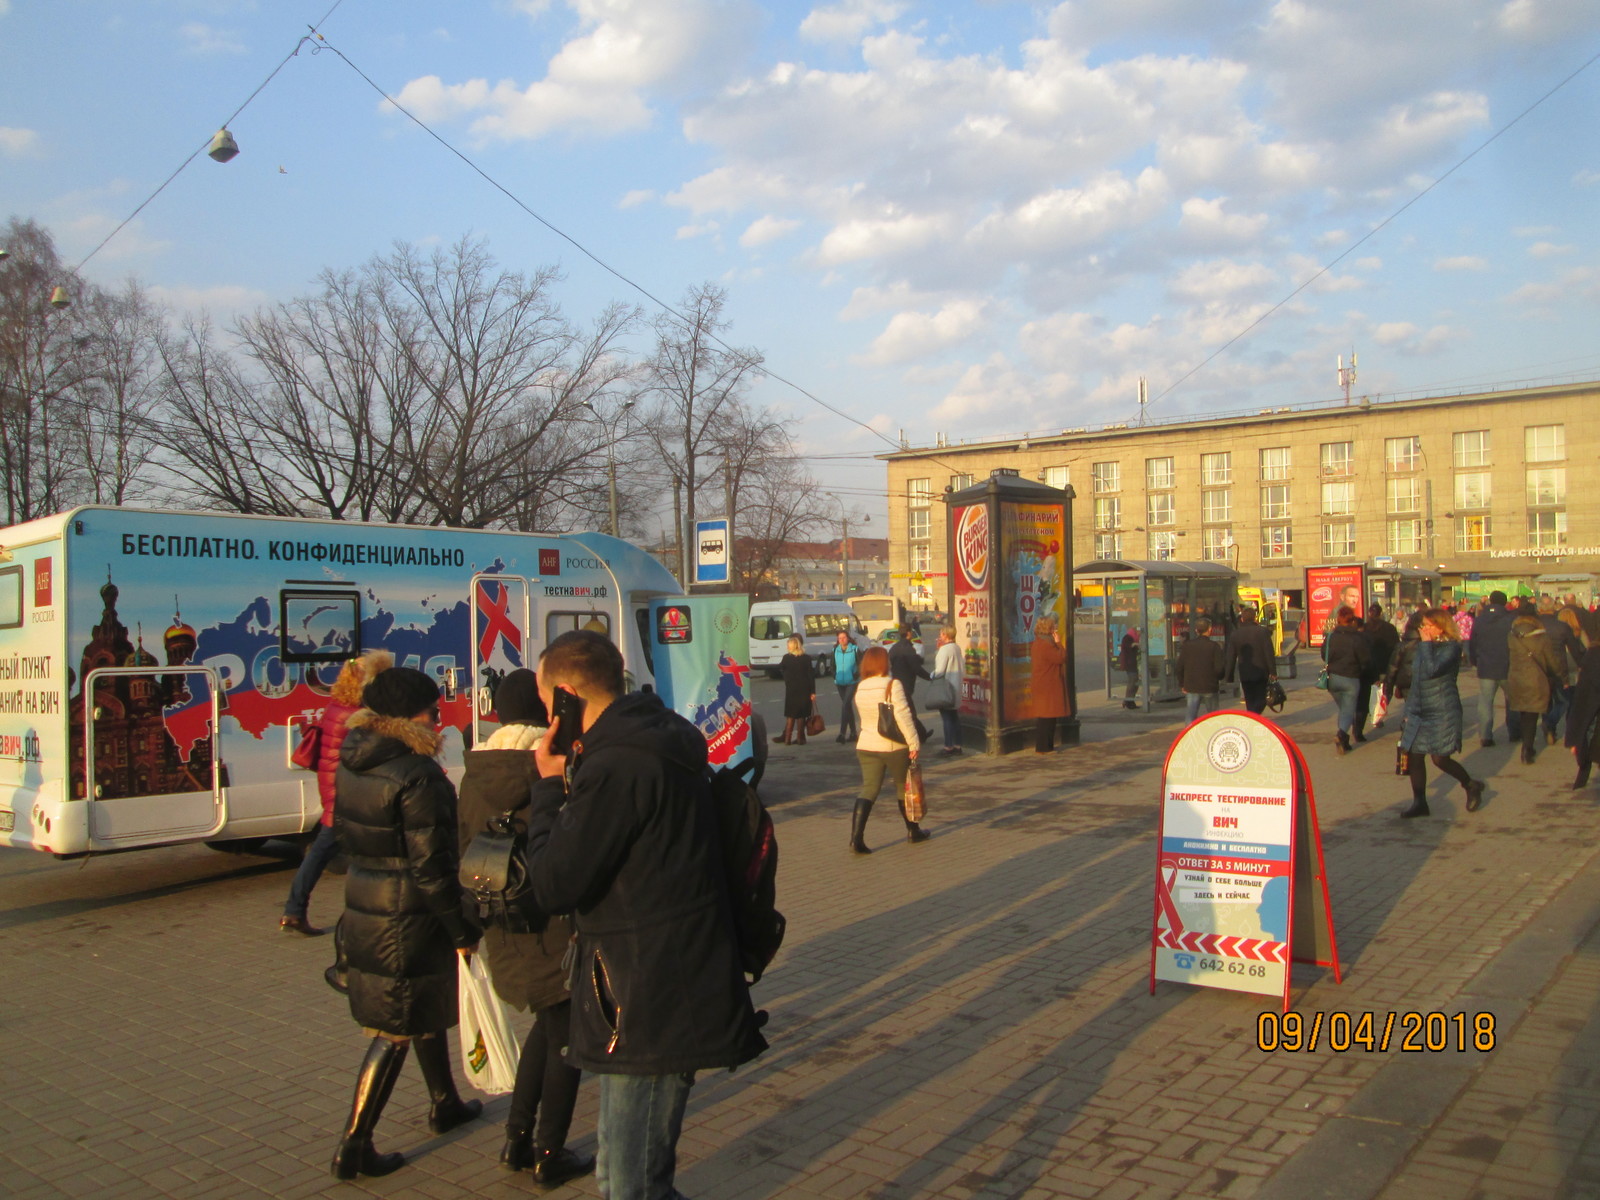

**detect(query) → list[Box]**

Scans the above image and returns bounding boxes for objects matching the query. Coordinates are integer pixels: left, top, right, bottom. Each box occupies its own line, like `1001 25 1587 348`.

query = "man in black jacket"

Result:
525 631 767 1200
1224 607 1277 714
888 625 931 740
1469 592 1515 746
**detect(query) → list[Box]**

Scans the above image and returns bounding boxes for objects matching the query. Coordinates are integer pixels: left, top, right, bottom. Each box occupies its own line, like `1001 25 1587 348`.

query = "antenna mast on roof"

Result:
1137 376 1148 425
1337 351 1358 405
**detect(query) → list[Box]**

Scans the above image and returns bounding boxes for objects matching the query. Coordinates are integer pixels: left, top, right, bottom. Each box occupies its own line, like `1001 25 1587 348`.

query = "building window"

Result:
1453 430 1490 469
1147 493 1175 527
1201 452 1232 485
1261 525 1293 560
1320 441 1353 476
1528 510 1568 549
1094 532 1123 560
1455 472 1491 510
1526 467 1567 507
908 509 930 540
1259 446 1291 481
950 473 974 491
1322 522 1356 558
1387 477 1422 514
910 543 932 573
1387 518 1423 555
1148 531 1178 560
1525 425 1565 463
1456 515 1492 552
1321 481 1354 516
1201 528 1233 562
1385 436 1422 473
1092 461 1120 493
1146 457 1175 490
1202 489 1231 524
907 477 931 506
1094 497 1121 530
1260 485 1291 521
1043 465 1069 489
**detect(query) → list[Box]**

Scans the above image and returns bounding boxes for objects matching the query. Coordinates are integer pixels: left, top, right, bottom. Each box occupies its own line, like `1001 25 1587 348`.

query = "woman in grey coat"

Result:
1396 609 1484 819
1507 613 1567 764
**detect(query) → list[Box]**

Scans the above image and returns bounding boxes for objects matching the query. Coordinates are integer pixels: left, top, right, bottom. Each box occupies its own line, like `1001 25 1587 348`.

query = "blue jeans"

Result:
284 822 339 919
596 1071 694 1200
1546 685 1571 739
835 682 859 739
1477 677 1507 741
1327 673 1361 734
940 707 961 749
1185 692 1219 723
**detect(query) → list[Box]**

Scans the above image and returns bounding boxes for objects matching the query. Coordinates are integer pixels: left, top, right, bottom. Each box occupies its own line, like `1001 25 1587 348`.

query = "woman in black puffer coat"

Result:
456 670 592 1190
1395 609 1483 819
330 668 482 1181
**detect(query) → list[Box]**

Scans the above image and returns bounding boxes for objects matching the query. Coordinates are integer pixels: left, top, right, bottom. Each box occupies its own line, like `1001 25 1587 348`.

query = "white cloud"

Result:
799 0 905 43
1528 241 1574 258
738 215 801 247
618 188 655 208
1512 224 1558 237
147 283 272 320
180 22 244 55
0 126 38 156
839 281 945 320
1507 266 1600 309
929 354 1074 427
1177 197 1270 247
1575 169 1600 188
1373 321 1454 354
1434 255 1487 271
858 300 986 366
0 2 11 16
818 210 951 266
1168 258 1276 303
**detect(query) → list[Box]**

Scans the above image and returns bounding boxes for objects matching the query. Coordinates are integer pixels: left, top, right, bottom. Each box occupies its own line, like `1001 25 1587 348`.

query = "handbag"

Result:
459 814 543 934
922 674 958 712
1265 679 1287 712
290 721 321 770
457 954 520 1095
805 704 826 737
903 762 926 823
1314 668 1329 690
877 681 908 744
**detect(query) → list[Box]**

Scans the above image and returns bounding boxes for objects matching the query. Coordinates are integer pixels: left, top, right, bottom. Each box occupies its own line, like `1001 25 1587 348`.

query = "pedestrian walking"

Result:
1223 607 1276 714
931 623 964 755
1539 597 1586 743
1356 605 1399 738
455 669 593 1189
1395 610 1484 818
850 645 929 853
1566 644 1600 789
1177 618 1224 723
1469 591 1515 746
889 625 932 740
329 668 482 1180
1118 628 1141 709
1030 616 1069 752
281 649 392 936
1507 613 1566 764
523 632 768 1200
833 629 862 743
774 635 816 745
1322 606 1370 755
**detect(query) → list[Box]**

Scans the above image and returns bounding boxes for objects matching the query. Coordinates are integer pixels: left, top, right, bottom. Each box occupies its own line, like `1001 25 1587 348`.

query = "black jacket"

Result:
1224 622 1274 683
457 730 573 1014
888 638 930 697
1566 646 1600 757
1363 619 1400 682
334 712 477 1036
1469 604 1514 680
1322 625 1371 679
1177 637 1225 694
524 692 767 1076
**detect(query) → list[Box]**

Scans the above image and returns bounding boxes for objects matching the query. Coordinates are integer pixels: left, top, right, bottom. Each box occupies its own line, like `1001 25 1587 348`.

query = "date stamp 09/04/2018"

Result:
1257 1011 1497 1053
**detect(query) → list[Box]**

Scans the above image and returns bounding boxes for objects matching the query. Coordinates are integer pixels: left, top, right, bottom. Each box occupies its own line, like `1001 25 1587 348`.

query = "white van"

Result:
749 600 867 677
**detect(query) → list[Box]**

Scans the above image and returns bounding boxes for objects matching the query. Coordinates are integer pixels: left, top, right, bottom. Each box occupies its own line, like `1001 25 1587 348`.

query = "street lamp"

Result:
581 398 635 537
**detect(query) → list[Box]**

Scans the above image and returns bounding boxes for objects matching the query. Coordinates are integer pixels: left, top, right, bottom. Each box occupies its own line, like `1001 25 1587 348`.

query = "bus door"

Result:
84 666 223 846
470 574 530 745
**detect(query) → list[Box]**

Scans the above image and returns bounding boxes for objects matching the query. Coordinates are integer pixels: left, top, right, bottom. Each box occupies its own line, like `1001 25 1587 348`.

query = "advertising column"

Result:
1305 565 1365 649
999 502 1069 724
951 502 992 726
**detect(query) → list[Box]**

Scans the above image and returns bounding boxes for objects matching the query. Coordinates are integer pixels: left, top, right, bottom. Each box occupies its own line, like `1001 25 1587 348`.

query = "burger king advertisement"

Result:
951 503 993 718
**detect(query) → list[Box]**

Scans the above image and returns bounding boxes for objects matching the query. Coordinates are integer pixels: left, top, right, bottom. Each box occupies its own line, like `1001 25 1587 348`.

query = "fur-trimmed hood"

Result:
478 723 546 752
330 649 395 706
342 708 443 770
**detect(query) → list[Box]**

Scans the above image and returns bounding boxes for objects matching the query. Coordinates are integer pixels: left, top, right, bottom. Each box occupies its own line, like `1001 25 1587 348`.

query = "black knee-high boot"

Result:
1400 752 1429 818
331 1037 409 1179
413 1032 483 1135
849 799 873 854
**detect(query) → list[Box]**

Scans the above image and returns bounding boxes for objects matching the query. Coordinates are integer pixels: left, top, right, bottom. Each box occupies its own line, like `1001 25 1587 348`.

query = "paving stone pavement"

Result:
4 674 1600 1200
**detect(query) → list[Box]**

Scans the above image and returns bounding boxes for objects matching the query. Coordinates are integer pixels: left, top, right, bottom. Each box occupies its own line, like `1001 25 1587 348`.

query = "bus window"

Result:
751 615 792 641
547 611 611 642
279 589 361 663
0 566 20 629
634 606 654 678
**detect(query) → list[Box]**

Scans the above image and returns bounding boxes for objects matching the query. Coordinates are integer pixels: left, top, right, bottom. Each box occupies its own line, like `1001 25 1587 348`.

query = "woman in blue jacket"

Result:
833 629 862 742
1397 609 1485 818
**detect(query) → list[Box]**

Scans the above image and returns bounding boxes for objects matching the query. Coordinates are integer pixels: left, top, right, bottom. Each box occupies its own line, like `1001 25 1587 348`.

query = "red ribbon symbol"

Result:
1155 854 1185 939
477 583 522 664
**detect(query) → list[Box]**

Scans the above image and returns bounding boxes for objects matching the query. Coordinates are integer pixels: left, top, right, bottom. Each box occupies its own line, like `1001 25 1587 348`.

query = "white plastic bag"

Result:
1371 685 1390 727
457 954 519 1095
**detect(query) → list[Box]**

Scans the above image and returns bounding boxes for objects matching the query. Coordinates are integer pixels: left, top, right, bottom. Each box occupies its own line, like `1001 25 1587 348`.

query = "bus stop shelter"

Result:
1073 560 1239 712
1368 566 1441 617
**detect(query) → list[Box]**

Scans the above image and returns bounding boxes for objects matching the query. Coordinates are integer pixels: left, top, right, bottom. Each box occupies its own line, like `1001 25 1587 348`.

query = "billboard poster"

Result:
648 596 753 772
1304 565 1365 648
999 502 1068 724
1152 713 1295 1000
951 503 992 720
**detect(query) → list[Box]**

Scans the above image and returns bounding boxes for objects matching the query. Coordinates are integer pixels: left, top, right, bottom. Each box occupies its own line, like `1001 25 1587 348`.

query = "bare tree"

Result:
73 280 166 506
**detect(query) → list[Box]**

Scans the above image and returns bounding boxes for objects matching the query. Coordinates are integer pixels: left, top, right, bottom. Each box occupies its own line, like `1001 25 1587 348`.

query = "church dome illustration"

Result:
164 600 197 663
126 629 159 669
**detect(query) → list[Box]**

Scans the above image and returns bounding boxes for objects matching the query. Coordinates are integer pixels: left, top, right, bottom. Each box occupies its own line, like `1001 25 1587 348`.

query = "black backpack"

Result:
710 757 785 984
459 813 543 934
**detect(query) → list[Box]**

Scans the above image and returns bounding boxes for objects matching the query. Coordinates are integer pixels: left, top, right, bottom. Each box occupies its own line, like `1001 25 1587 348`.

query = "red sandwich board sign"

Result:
1150 711 1341 1012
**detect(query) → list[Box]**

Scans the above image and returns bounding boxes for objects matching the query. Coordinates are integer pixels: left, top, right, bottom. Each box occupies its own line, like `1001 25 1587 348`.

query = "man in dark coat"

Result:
1177 618 1225 722
1469 591 1515 746
526 631 767 1200
1355 605 1400 740
888 625 931 740
1224 607 1276 714
1537 596 1585 743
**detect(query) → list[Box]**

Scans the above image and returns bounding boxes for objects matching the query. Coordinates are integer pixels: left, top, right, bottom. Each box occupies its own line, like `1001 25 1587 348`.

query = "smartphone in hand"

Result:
550 686 584 758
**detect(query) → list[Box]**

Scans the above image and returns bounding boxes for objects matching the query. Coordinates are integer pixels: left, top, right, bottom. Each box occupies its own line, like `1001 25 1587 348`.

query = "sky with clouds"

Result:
4 0 1598 517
